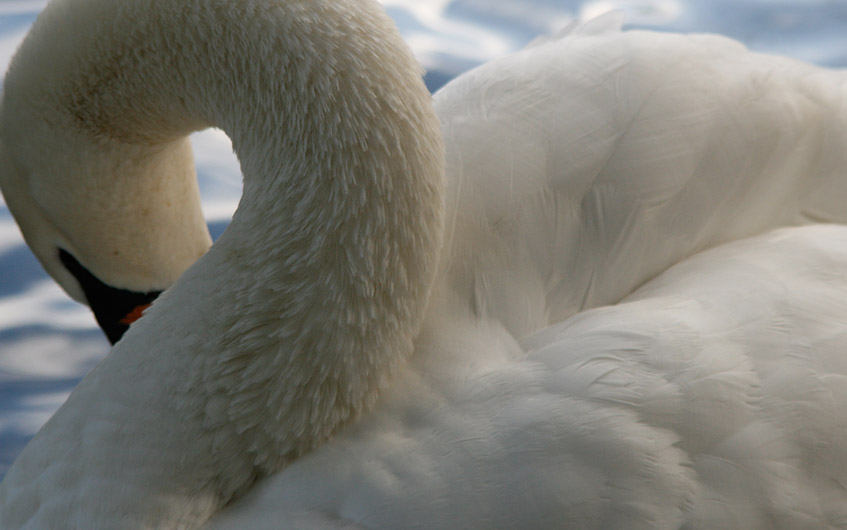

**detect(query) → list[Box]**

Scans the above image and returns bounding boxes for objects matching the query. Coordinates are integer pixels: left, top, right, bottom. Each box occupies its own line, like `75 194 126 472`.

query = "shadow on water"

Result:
209 219 230 242
0 326 107 479
0 245 49 297
0 377 88 478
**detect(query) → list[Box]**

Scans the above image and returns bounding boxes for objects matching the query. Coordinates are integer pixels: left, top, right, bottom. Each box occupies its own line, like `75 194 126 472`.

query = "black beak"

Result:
58 249 162 344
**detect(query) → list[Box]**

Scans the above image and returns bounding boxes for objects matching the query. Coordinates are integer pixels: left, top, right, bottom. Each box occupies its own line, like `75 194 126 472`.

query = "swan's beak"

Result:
58 249 162 344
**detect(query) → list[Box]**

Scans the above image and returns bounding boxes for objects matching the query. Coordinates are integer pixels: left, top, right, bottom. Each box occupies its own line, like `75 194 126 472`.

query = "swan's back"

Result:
206 224 847 529
435 19 847 338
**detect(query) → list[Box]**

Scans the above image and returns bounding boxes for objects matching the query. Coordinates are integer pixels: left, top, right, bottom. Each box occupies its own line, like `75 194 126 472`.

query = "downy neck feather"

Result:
0 0 444 527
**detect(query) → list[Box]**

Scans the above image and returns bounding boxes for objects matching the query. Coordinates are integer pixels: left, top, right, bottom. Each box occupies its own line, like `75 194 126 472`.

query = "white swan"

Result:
2 0 847 527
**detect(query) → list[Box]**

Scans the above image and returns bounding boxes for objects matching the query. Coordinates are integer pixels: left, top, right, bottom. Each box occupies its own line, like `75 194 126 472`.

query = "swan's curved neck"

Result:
0 0 444 527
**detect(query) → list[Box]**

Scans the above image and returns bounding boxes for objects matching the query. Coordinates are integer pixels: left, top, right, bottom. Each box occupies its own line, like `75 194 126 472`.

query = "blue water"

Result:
0 0 845 479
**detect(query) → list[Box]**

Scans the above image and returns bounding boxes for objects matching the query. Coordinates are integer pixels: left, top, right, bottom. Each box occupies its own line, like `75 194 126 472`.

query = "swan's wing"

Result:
204 224 847 529
520 225 847 528
434 24 847 339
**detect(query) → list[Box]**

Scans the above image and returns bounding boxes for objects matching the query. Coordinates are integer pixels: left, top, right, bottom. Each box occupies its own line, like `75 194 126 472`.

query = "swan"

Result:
2 0 847 527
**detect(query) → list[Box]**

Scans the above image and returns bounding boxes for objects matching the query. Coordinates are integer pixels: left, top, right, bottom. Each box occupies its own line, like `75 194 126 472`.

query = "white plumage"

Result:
2 1 847 528
209 224 847 529
436 14 847 338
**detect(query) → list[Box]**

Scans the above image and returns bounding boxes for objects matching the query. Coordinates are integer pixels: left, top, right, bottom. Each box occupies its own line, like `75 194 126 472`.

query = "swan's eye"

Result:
58 249 162 345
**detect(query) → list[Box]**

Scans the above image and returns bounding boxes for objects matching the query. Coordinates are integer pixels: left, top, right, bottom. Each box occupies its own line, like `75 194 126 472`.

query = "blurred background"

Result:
1 0 846 478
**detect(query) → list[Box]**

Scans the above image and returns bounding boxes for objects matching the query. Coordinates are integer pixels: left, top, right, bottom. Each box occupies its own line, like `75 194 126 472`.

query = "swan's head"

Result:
1 0 443 355
0 72 211 343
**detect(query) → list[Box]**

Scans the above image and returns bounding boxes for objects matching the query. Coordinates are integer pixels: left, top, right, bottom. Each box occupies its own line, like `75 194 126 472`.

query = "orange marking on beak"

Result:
119 303 152 325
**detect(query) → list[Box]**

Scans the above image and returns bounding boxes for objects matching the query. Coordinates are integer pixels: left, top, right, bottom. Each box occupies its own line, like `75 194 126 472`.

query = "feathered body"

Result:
1 1 847 529
209 224 847 529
